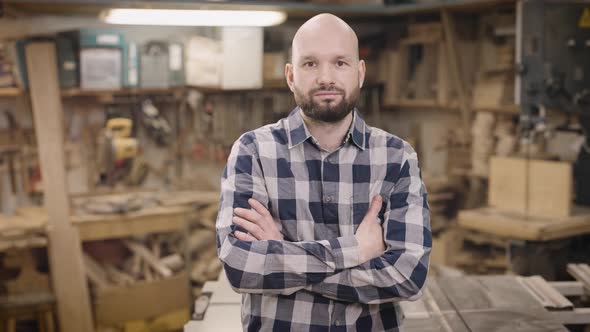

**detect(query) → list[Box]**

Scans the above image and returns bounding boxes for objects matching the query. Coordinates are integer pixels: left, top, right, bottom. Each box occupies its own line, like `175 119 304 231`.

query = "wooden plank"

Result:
549 281 585 297
474 104 519 114
83 253 111 289
0 214 46 235
472 75 506 109
382 49 405 107
489 157 572 218
457 207 590 241
489 157 527 213
529 160 572 218
72 206 188 241
25 42 94 332
156 190 220 206
437 41 451 106
567 264 590 294
0 87 22 97
519 276 573 310
441 9 471 140
124 240 173 278
8 205 190 243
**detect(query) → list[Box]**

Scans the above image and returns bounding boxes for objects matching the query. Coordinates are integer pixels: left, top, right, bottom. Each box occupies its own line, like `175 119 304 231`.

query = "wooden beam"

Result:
124 240 173 278
25 42 94 332
441 9 472 140
548 281 585 297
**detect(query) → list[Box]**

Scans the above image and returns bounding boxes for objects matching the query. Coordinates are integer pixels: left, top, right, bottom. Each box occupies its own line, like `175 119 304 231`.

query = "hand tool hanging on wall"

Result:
140 99 172 147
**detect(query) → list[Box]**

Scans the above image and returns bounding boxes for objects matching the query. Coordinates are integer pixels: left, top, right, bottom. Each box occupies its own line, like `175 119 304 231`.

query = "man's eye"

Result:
304 62 315 67
337 61 346 67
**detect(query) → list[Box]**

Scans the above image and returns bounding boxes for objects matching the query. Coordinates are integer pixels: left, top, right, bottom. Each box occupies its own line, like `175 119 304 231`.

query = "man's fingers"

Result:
233 216 263 239
234 207 262 224
367 195 383 218
235 231 257 242
248 199 271 219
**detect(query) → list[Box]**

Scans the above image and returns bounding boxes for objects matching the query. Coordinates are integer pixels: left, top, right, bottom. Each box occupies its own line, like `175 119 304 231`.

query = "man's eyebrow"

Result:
298 56 316 62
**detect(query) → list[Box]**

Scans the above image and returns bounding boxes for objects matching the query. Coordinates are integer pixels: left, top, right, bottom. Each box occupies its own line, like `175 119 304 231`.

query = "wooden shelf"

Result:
384 99 459 111
475 104 520 114
0 87 23 97
60 87 185 98
8 205 192 243
384 99 520 114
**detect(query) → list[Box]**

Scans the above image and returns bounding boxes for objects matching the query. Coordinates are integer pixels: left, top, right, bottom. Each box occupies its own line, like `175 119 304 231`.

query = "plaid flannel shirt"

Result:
216 108 431 331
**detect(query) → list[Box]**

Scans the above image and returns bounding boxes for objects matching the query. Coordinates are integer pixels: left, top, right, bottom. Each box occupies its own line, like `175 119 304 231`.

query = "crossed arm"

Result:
215 137 431 304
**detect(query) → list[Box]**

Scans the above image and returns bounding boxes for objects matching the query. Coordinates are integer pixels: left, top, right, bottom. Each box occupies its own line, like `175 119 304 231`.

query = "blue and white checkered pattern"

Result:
216 107 431 331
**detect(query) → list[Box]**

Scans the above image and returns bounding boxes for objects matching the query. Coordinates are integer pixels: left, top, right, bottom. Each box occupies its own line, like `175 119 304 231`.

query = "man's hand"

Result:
233 198 284 241
355 195 386 263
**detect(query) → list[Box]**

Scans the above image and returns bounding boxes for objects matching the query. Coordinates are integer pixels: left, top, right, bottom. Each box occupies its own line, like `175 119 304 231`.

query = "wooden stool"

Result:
0 292 56 332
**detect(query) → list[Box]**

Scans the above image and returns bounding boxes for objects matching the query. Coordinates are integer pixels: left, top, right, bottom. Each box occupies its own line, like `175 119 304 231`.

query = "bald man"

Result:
216 14 431 331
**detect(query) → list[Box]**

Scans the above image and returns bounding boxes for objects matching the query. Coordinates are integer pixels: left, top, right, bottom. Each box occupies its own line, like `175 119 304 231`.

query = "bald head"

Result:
285 13 365 124
291 13 359 63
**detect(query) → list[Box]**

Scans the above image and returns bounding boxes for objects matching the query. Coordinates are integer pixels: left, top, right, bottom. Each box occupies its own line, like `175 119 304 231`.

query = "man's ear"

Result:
285 63 295 93
358 59 366 89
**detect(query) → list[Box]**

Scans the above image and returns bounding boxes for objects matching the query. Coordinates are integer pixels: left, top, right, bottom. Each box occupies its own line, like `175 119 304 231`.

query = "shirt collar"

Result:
286 107 366 151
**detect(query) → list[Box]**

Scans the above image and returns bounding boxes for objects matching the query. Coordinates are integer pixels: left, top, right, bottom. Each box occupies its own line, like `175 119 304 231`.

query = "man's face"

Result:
286 24 365 123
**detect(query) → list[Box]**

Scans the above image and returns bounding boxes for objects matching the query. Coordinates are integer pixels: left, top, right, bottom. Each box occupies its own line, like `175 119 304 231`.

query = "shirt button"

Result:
324 195 332 203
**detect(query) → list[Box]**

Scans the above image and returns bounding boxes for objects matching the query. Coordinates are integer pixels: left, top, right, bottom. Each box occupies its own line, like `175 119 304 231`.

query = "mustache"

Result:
310 86 345 94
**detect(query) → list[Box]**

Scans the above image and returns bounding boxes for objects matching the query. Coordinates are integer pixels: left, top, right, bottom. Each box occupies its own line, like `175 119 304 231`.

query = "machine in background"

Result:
517 0 590 205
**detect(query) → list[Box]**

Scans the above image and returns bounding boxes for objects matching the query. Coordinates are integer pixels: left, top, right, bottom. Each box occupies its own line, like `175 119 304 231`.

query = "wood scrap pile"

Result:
155 191 222 288
0 211 47 251
187 203 221 285
471 112 496 177
471 12 515 111
71 192 159 216
423 175 456 235
83 235 186 290
433 227 508 275
431 227 508 275
454 229 508 275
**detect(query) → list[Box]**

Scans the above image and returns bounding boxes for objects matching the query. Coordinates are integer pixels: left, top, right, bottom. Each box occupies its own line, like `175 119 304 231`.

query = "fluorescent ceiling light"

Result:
101 8 287 27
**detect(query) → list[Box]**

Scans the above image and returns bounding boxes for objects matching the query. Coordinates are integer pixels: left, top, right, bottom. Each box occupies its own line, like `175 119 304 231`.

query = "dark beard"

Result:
294 85 359 123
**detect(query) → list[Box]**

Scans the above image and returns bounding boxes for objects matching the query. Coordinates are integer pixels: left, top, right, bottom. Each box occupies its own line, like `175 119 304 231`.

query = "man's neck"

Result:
301 110 354 153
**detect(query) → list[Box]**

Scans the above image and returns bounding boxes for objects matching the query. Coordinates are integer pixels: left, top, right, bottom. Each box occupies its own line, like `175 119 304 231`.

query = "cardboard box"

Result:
185 36 222 88
488 157 573 218
221 27 263 90
186 27 263 90
94 271 190 325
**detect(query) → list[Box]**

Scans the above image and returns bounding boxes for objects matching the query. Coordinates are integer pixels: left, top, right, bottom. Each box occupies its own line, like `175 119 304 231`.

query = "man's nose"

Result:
315 64 335 86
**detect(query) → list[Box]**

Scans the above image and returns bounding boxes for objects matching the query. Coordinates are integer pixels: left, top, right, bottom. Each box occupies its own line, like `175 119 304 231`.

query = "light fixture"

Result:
101 8 287 27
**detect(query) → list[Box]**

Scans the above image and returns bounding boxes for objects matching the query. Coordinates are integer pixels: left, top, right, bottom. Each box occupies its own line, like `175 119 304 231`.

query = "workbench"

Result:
0 190 220 250
458 206 590 241
457 206 590 278
185 267 590 332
